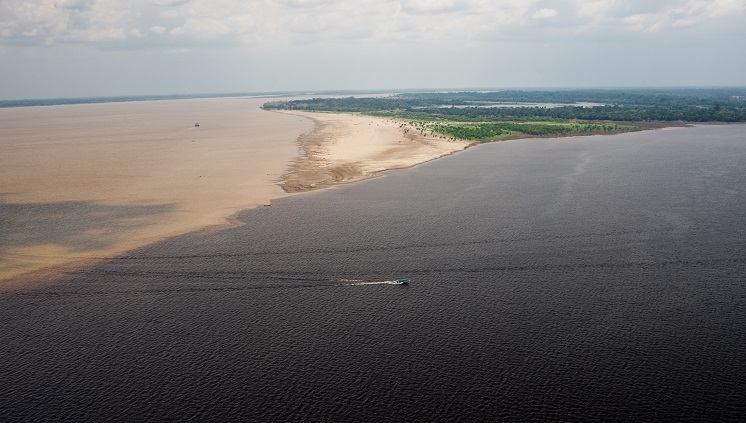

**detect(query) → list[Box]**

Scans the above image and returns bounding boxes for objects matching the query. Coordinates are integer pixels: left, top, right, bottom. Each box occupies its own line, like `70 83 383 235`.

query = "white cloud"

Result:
533 8 558 19
0 0 743 48
400 0 475 14
570 0 746 32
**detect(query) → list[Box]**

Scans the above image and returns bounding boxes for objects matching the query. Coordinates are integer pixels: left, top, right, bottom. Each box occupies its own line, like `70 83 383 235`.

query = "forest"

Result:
262 88 746 141
263 88 746 122
426 122 637 141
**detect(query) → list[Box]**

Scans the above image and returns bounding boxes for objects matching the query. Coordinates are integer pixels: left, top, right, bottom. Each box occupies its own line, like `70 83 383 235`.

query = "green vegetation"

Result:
427 122 636 141
389 119 638 141
392 88 746 108
385 104 746 123
262 88 746 142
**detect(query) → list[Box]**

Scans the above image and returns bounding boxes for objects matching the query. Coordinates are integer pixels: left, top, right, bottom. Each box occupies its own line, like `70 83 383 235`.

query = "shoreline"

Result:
273 113 698 195
276 113 696 195
0 98 698 288
277 111 472 192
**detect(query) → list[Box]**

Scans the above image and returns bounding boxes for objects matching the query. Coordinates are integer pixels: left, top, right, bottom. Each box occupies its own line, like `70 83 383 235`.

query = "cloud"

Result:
532 8 558 19
570 0 746 32
0 0 743 49
399 0 476 15
151 0 192 5
279 0 339 8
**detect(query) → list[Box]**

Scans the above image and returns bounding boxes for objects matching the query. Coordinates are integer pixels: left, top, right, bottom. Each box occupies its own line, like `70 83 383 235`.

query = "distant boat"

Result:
392 278 409 285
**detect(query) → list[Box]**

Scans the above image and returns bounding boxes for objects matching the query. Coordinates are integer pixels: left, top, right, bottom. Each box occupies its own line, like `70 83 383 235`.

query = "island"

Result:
263 88 746 191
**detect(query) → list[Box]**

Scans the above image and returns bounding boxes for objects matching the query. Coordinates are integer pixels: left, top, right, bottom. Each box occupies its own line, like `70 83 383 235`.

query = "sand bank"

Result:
279 111 471 192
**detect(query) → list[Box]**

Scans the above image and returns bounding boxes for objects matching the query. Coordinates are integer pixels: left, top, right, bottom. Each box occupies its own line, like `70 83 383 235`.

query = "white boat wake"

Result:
341 279 410 286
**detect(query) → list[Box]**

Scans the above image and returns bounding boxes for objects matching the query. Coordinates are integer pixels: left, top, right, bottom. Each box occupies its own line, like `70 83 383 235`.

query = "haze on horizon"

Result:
1 0 745 100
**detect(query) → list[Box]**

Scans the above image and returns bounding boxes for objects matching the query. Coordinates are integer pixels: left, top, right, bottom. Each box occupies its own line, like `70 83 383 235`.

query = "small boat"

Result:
392 278 410 285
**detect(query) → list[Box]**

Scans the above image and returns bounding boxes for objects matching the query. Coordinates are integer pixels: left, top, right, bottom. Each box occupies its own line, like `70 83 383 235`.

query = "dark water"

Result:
2 126 746 422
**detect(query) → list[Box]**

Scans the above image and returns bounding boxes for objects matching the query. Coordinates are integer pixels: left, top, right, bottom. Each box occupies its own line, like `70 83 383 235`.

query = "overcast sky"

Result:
1 0 745 99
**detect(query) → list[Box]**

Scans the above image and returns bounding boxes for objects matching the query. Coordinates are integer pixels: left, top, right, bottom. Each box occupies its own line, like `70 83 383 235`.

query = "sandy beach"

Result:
278 111 471 192
0 98 470 286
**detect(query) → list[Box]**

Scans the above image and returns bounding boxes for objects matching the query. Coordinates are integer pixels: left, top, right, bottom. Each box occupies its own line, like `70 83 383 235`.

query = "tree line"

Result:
262 88 746 123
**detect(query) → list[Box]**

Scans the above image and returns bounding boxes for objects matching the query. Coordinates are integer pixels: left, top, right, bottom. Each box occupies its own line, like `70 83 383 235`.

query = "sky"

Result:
1 0 745 99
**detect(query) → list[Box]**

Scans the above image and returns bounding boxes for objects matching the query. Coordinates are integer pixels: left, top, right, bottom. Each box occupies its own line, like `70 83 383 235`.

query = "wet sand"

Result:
0 98 470 285
279 111 470 192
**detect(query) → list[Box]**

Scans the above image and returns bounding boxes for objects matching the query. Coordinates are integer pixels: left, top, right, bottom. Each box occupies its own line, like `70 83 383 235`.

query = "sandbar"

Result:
278 111 471 192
